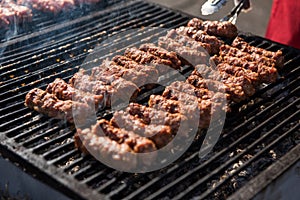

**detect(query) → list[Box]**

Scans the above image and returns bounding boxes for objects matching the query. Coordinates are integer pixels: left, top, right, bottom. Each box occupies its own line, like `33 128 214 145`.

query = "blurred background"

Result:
148 0 273 37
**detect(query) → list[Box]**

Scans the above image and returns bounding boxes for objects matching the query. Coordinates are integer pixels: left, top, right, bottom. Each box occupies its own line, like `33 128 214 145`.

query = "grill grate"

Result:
0 0 126 43
0 0 299 199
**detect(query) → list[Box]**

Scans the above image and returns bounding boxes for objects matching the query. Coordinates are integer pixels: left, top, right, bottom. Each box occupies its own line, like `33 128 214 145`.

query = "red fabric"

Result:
265 0 300 49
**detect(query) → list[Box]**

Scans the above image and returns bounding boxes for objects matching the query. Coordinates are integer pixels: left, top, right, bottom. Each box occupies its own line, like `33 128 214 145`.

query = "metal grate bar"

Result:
0 2 153 67
81 170 108 185
74 166 110 182
4 120 48 140
97 178 117 192
21 126 72 148
0 66 79 99
42 142 76 158
0 0 130 53
71 165 94 178
227 143 300 200
46 148 79 166
1 25 183 95
0 2 161 66
0 113 33 131
107 183 128 198
62 156 89 173
0 107 28 122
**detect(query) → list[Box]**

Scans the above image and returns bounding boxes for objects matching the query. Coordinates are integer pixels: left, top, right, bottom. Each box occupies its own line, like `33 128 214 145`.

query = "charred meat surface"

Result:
74 130 137 171
126 103 189 134
88 119 157 153
158 36 210 66
91 61 158 87
112 55 159 84
165 29 213 55
232 37 284 66
0 1 32 28
220 44 276 67
209 58 260 85
176 26 224 54
139 43 182 68
192 65 255 102
24 88 92 124
69 70 115 107
211 55 278 84
46 78 104 109
148 94 200 120
111 110 173 148
124 47 180 73
75 118 157 170
187 18 238 39
162 81 226 128
70 69 139 105
18 0 75 13
22 17 286 164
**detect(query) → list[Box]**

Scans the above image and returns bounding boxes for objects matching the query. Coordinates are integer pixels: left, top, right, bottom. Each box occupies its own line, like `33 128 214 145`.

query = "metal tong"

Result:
220 0 245 24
